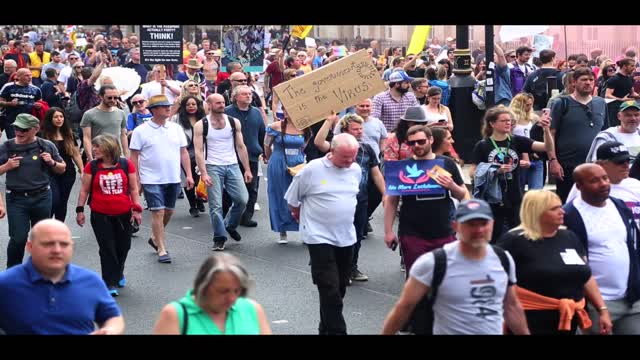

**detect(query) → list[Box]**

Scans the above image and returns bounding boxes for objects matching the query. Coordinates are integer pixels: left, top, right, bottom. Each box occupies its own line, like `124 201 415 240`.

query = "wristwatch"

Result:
75 206 84 214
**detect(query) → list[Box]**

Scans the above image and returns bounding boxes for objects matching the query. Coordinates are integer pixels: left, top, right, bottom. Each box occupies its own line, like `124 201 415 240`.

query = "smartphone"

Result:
391 240 398 251
542 108 550 116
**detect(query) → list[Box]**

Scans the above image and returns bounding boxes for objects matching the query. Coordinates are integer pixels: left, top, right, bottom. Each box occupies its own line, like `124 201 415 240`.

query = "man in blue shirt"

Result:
493 43 512 106
0 219 124 335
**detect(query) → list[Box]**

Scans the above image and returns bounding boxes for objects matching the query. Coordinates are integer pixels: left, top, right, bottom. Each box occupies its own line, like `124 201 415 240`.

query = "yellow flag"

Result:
291 25 313 39
407 25 431 56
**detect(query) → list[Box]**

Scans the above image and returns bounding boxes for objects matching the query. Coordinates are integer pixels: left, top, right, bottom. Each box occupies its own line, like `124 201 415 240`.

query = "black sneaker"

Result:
366 221 373 233
240 219 258 227
213 240 225 251
189 208 199 218
351 269 369 282
226 227 242 241
178 191 184 199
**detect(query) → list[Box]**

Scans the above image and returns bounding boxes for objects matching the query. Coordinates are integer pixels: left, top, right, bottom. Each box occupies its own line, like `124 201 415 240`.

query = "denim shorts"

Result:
143 183 181 211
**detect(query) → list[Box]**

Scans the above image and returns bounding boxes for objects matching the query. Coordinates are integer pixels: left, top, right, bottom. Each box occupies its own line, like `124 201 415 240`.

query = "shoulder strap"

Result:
430 248 448 300
179 302 189 335
227 115 238 155
35 137 47 153
87 159 99 205
202 116 209 160
118 157 129 174
491 245 512 286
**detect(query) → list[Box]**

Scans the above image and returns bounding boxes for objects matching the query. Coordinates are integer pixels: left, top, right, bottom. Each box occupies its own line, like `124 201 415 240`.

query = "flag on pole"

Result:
291 26 313 39
407 26 431 56
65 25 76 43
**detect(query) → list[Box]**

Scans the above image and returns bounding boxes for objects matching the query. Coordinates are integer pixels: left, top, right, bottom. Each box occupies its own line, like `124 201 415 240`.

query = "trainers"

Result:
366 221 373 233
351 269 369 282
213 240 226 251
226 227 242 241
240 219 258 227
118 277 126 288
277 232 288 244
178 191 184 199
254 203 261 211
189 207 200 218
400 263 406 272
108 287 119 297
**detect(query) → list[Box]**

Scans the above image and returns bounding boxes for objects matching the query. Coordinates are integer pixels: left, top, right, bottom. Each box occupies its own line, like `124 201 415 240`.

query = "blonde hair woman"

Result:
271 68 297 120
497 190 612 335
510 93 543 191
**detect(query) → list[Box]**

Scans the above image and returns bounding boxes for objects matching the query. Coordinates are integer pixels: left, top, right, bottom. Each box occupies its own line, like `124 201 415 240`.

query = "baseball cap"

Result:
455 199 494 223
12 113 40 129
619 100 640 112
596 141 631 163
388 70 414 83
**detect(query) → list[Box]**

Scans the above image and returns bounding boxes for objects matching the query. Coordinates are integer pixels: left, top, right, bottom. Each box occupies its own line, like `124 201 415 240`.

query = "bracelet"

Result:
75 206 84 213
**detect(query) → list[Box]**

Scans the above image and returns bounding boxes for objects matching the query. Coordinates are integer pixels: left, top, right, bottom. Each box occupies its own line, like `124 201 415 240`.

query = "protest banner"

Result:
407 26 431 56
384 159 447 196
140 25 182 64
273 49 385 130
222 25 265 72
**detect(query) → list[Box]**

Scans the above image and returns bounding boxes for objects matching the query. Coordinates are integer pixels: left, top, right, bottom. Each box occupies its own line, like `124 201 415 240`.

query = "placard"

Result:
384 159 446 196
273 49 386 130
140 25 183 64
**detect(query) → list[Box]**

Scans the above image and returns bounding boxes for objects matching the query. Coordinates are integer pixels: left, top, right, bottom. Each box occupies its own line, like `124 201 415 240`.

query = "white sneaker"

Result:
278 232 288 244
254 203 261 211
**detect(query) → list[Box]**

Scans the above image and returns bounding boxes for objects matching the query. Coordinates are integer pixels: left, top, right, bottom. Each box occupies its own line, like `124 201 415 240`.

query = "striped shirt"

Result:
371 90 419 131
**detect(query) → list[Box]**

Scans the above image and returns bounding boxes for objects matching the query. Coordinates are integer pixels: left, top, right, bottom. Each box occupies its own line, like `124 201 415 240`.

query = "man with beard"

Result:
563 163 640 334
372 70 419 131
548 66 608 203
382 199 529 335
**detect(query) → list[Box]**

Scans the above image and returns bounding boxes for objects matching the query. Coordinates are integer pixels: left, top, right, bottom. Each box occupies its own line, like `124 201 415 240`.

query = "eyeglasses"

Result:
233 79 247 83
132 100 144 105
407 139 427 146
13 126 31 133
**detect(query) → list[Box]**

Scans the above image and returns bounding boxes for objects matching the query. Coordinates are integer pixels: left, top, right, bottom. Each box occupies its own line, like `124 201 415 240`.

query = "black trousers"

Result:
555 162 577 204
182 157 201 209
352 198 368 270
490 203 520 243
506 310 578 335
90 211 132 288
50 171 76 222
366 166 383 220
308 243 353 335
223 160 258 222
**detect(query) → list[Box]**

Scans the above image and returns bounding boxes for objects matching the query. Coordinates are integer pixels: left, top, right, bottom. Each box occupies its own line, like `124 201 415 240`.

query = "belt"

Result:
7 186 50 197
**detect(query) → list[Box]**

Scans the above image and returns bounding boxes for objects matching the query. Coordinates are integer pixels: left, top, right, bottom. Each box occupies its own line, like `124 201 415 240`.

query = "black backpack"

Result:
6 138 50 171
87 157 130 205
411 245 511 335
530 69 559 109
202 115 238 160
65 91 83 126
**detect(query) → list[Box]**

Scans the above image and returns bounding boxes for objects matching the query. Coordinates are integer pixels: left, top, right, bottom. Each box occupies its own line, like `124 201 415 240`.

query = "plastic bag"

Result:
196 178 208 201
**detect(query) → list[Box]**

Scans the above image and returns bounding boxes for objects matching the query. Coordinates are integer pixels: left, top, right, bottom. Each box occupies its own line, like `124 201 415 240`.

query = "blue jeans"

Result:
6 189 52 268
206 164 248 242
519 160 544 191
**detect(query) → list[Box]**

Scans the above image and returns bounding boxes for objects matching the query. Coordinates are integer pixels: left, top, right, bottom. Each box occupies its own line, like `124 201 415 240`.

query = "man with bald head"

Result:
285 133 362 335
194 93 252 251
563 163 640 334
0 219 124 335
0 67 42 139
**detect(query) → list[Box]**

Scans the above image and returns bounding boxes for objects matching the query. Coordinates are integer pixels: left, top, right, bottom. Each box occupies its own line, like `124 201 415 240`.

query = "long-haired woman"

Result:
41 107 83 221
510 93 544 191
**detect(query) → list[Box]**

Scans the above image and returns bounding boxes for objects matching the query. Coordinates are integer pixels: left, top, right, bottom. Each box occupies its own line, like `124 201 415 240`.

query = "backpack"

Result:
509 61 534 96
412 245 511 335
202 114 238 160
472 80 487 110
87 157 130 205
65 91 83 126
529 70 559 109
6 137 49 171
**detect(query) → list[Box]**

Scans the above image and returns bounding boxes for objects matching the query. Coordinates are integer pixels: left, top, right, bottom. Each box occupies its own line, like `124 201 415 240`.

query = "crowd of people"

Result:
0 25 639 335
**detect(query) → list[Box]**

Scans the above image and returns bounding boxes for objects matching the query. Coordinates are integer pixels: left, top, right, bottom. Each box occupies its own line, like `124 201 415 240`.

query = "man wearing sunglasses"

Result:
0 113 65 268
80 84 129 163
383 121 467 333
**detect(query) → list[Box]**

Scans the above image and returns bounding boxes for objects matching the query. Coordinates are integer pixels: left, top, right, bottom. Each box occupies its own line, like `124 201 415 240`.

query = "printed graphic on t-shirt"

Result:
625 201 640 223
470 275 499 320
487 147 519 173
99 172 124 195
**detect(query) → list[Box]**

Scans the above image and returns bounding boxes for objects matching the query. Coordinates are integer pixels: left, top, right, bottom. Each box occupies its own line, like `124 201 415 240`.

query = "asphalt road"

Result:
0 161 406 334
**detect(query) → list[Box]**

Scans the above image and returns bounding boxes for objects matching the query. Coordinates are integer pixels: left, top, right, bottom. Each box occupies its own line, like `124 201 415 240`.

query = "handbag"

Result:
287 163 305 176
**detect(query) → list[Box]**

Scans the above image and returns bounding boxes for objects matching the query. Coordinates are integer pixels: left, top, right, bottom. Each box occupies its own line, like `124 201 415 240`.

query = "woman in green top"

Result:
152 253 272 335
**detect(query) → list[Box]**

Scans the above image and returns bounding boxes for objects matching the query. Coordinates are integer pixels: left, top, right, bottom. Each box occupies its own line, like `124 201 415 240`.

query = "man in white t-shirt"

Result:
567 141 640 227
382 199 529 335
563 163 640 334
140 65 182 104
284 133 362 335
129 95 194 264
587 100 640 162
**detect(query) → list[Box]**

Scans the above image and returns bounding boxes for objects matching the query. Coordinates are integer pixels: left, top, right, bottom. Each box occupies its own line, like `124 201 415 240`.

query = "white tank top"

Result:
206 115 238 166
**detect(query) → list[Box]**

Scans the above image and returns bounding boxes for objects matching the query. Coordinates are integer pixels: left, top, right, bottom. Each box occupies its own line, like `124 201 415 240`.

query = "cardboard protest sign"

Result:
384 159 446 196
273 49 386 130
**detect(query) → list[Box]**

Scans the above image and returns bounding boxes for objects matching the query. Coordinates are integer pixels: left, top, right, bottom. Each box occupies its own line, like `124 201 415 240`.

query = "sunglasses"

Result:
13 126 31 133
233 79 247 83
187 84 198 87
407 139 427 146
132 100 144 105
607 68 616 72
509 55 516 58
104 96 119 100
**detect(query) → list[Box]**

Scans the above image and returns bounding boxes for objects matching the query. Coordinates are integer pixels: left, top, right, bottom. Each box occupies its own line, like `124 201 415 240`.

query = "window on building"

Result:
387 26 393 39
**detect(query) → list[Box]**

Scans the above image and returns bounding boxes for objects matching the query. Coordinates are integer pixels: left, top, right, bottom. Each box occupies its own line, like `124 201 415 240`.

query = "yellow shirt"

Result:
28 51 51 78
